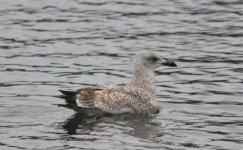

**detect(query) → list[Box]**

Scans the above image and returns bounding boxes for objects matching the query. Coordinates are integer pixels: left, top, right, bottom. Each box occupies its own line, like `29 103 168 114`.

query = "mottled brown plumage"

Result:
59 51 176 114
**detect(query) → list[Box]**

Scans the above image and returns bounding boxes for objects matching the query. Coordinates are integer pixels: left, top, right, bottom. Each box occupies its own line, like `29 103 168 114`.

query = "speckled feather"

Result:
75 85 158 114
59 51 176 114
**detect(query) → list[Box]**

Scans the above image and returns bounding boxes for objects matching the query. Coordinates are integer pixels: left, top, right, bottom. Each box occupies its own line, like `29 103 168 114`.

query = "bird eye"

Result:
147 56 158 62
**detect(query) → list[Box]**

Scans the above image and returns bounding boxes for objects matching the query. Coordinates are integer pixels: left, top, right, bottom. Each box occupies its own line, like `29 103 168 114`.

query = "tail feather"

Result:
57 89 105 115
59 90 77 105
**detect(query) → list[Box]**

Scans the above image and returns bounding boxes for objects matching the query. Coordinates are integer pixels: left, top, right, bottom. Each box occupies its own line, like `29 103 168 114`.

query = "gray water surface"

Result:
1 0 243 150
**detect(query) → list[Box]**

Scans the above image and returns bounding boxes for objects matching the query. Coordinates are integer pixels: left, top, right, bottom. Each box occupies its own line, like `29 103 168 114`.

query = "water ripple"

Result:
0 0 243 150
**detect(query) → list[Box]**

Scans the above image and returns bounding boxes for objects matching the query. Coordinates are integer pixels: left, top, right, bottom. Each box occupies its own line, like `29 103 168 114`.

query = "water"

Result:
0 0 243 149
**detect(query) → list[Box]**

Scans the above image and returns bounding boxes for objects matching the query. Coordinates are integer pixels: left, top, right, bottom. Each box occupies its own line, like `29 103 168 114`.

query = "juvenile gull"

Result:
59 51 176 114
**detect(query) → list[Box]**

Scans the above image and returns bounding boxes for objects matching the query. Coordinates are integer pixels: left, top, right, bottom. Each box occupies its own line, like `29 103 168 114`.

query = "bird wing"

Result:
75 85 153 113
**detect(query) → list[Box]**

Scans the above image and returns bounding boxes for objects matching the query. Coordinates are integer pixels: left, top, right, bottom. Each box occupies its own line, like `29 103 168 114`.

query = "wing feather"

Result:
75 85 157 114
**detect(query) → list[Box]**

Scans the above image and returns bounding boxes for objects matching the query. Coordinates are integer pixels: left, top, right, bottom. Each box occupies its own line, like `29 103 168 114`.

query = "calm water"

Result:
1 0 243 149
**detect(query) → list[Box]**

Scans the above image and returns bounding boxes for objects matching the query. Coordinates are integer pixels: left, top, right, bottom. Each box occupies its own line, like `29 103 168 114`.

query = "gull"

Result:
59 51 176 114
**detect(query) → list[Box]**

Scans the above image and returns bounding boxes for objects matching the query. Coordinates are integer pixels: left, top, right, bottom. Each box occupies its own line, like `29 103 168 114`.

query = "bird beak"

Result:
160 58 177 67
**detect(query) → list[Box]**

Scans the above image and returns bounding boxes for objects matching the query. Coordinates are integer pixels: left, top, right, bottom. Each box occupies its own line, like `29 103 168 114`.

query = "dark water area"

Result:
0 0 243 149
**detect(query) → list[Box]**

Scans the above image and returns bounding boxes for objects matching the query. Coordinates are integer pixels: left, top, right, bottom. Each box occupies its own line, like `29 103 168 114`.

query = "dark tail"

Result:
59 90 77 105
57 90 104 115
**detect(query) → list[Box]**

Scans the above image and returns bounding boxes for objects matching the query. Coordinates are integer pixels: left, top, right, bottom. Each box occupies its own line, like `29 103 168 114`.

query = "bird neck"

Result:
131 67 156 93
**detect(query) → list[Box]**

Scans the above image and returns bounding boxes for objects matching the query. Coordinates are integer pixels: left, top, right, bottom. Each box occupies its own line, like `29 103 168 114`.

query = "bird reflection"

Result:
60 104 161 139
